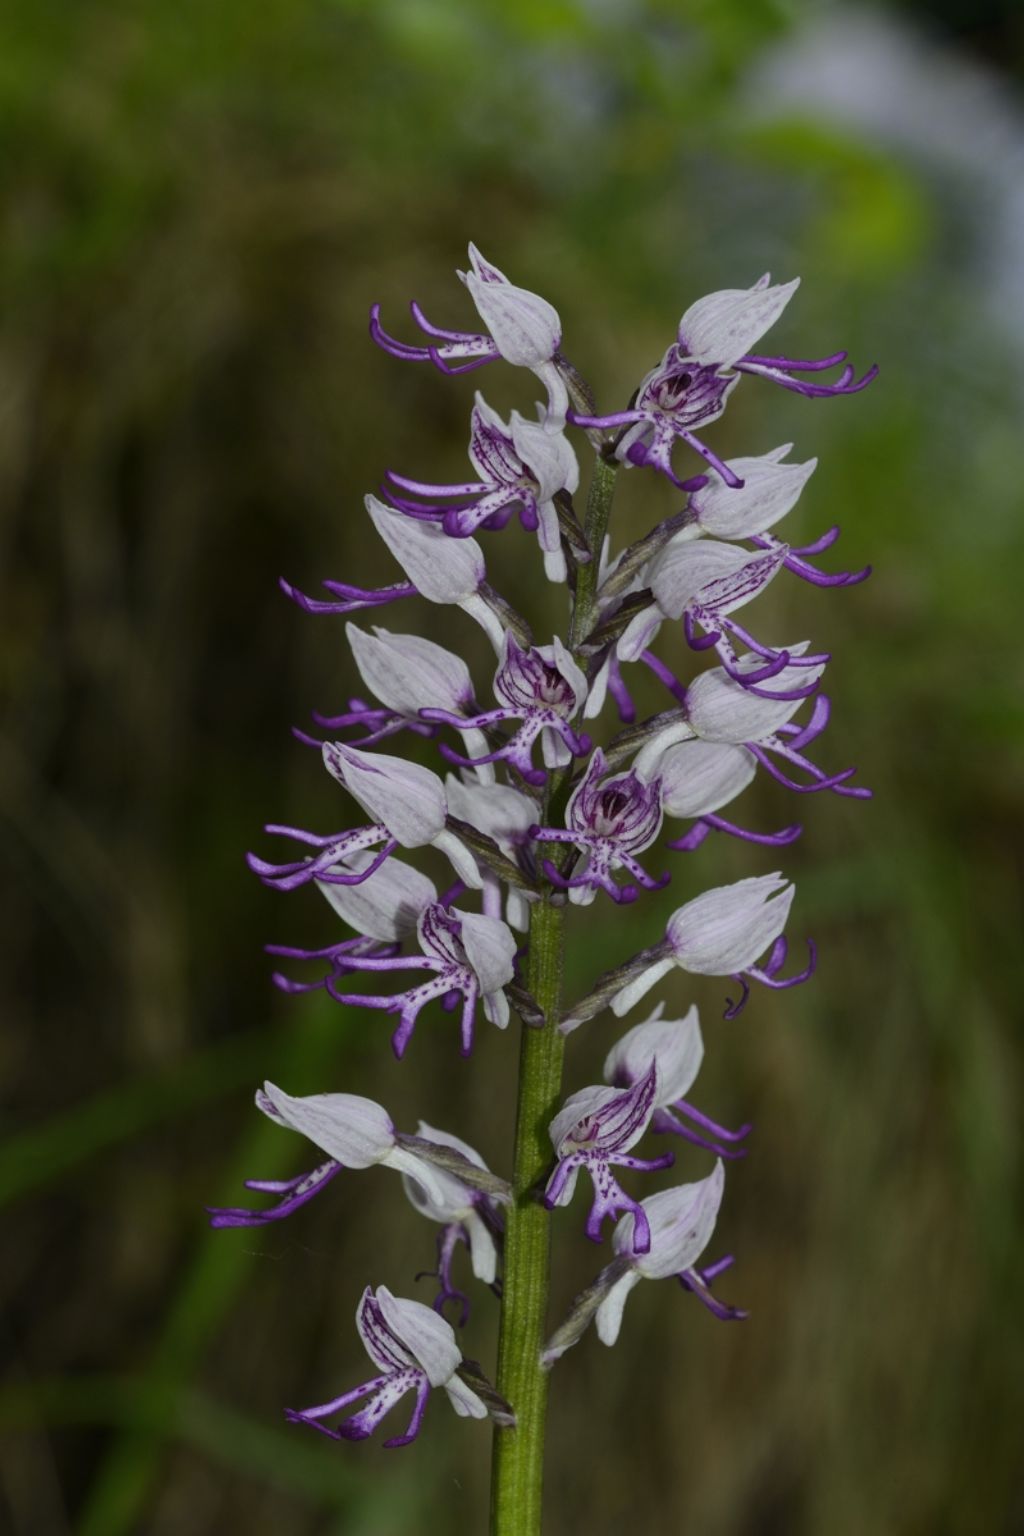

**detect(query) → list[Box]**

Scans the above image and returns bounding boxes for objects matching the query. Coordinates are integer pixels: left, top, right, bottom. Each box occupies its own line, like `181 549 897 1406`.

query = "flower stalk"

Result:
489 894 565 1535
570 453 619 647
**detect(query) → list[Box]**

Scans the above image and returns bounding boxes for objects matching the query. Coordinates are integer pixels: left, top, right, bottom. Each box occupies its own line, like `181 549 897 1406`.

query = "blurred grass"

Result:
2 0 1023 1533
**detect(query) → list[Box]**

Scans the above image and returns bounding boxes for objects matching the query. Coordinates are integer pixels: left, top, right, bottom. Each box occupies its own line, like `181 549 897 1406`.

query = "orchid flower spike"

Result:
230 249 878 1455
569 274 876 487
604 1004 753 1158
286 1286 493 1448
530 747 667 905
370 243 568 425
329 902 518 1058
402 1122 504 1326
542 1160 744 1365
422 632 590 786
385 394 578 583
542 1064 675 1254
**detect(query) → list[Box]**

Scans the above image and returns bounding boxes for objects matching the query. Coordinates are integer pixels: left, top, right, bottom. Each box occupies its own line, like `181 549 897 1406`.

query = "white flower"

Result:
316 852 437 942
401 1122 500 1285
366 494 505 652
631 648 828 781
608 874 796 1016
256 1083 450 1206
687 445 817 541
666 874 795 975
685 649 827 742
322 742 482 888
652 739 758 820
595 1162 725 1345
603 1003 704 1107
345 624 474 719
677 276 801 368
618 539 787 664
459 244 567 425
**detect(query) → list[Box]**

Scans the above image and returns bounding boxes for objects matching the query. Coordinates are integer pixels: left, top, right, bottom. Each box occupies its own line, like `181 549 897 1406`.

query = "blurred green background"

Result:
3 0 1023 1532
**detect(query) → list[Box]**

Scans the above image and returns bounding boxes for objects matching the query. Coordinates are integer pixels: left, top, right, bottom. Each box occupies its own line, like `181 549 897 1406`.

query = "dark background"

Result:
2 1 1023 1532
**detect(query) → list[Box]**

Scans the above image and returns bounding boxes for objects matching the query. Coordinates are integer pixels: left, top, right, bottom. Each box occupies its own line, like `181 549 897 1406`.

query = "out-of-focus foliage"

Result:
2 1 1022 1533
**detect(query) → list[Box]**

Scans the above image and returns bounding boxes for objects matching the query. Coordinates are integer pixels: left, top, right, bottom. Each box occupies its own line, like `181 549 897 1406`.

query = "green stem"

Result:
490 445 619 1533
489 896 565 1536
569 452 620 648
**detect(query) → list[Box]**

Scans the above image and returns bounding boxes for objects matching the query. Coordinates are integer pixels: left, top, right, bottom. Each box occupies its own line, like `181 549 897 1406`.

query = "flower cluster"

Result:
214 249 875 1451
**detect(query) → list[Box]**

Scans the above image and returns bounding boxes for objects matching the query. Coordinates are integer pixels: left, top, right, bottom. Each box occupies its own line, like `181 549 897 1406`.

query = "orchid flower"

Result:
422 632 590 785
635 651 871 801
603 1004 752 1158
247 742 482 894
614 873 813 1022
618 536 823 689
402 1122 504 1326
265 851 437 997
282 496 506 653
208 1084 456 1228
286 1286 491 1447
329 901 517 1058
542 1065 675 1254
542 1161 744 1365
385 394 579 582
295 624 489 765
569 275 876 487
371 244 568 425
530 747 667 904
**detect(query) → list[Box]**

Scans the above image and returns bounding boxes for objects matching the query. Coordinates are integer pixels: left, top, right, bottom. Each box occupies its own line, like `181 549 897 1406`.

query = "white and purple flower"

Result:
561 873 814 1032
542 1065 674 1253
616 873 813 1022
281 495 506 652
617 535 825 691
569 275 876 487
530 747 667 904
595 1162 746 1341
603 1004 752 1158
286 1286 490 1448
371 243 568 425
385 394 579 582
401 1122 504 1326
295 623 486 758
635 650 871 803
248 743 482 894
646 737 802 853
542 1161 744 1365
422 632 590 786
330 901 518 1058
208 1084 454 1228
